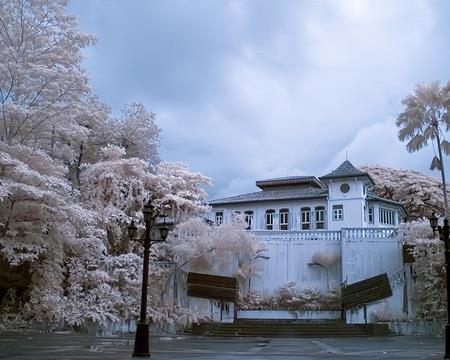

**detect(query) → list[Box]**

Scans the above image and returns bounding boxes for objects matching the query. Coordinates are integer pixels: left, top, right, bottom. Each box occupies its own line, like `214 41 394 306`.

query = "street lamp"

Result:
129 201 173 357
429 213 450 359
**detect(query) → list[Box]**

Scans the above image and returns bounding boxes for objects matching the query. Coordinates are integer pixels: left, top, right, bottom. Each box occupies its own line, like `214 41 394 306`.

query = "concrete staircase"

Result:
191 320 387 337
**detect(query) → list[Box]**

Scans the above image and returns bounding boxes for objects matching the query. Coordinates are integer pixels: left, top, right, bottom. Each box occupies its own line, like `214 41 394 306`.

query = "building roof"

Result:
256 176 324 190
209 187 328 206
367 193 407 217
320 160 374 184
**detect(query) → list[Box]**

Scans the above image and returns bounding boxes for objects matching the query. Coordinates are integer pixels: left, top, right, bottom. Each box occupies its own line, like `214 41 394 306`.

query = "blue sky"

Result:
69 0 450 199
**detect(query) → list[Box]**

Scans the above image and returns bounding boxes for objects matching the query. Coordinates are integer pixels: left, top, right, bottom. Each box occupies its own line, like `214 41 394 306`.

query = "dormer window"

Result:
265 209 275 230
280 208 289 230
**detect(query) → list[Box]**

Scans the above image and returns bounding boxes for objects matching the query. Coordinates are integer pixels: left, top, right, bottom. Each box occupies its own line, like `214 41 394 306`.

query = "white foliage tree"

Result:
396 81 450 216
0 0 213 333
171 217 266 289
361 164 447 220
0 0 98 155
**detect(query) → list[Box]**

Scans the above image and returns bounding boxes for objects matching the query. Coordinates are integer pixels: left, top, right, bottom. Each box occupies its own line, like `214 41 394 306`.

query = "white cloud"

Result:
70 0 450 198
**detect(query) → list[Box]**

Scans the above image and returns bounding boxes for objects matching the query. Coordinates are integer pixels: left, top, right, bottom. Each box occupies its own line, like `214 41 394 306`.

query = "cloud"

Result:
69 1 450 199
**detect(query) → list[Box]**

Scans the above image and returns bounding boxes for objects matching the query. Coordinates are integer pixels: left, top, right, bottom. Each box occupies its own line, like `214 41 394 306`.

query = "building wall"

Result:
212 198 329 231
325 177 366 230
340 228 404 323
249 234 342 294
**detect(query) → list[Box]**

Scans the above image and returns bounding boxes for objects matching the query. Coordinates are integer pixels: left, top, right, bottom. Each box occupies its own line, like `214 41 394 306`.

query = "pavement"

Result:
0 331 445 360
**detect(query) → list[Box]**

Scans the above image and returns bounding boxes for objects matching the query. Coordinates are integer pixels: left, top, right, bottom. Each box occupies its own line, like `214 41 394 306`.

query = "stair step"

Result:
191 320 376 338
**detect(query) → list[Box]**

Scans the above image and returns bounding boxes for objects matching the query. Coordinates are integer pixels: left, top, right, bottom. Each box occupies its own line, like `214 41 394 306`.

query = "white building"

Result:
207 161 410 323
209 160 406 231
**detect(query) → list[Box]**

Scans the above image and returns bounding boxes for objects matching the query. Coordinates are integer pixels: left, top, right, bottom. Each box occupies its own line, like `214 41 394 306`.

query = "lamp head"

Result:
127 220 138 240
157 216 173 241
142 201 154 223
430 212 438 234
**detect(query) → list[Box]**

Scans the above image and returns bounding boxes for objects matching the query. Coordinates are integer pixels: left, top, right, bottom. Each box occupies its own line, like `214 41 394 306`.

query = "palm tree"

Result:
396 81 450 217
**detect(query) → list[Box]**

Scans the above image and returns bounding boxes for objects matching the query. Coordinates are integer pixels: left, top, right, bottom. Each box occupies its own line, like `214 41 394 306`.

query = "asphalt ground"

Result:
0 331 444 360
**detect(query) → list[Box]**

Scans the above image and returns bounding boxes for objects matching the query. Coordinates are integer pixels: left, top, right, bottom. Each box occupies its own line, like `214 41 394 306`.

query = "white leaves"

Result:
171 217 266 281
361 164 447 219
0 0 213 332
397 81 450 155
311 249 341 269
100 145 127 160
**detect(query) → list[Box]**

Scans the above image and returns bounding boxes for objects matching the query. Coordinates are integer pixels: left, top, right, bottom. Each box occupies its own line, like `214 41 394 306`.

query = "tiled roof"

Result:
320 160 374 183
209 187 328 206
256 176 324 189
367 193 407 215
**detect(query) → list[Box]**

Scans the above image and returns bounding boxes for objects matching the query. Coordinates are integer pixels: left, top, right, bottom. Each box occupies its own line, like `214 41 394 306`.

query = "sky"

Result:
69 0 450 200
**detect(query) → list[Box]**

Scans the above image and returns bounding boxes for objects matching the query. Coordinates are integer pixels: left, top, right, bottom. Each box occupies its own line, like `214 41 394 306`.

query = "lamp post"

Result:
429 213 450 359
129 201 173 358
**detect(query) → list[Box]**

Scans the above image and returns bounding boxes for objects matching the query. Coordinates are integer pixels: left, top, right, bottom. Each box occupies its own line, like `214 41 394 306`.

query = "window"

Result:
231 211 241 223
315 206 325 229
244 211 253 230
332 205 343 221
368 206 374 223
379 208 394 225
340 183 350 193
265 209 275 230
215 211 223 225
280 209 289 230
301 207 311 230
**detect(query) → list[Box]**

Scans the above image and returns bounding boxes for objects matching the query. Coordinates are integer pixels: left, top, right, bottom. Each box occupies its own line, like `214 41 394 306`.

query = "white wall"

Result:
249 233 342 295
326 178 366 230
341 229 404 323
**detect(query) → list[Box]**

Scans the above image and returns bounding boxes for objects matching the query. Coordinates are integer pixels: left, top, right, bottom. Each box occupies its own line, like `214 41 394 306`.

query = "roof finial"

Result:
345 150 348 161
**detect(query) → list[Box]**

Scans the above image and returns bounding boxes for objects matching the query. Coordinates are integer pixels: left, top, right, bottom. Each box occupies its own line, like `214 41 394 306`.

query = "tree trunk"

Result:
436 130 449 217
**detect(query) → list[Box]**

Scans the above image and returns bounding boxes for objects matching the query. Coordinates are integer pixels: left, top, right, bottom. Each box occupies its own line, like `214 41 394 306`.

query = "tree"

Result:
0 0 212 332
171 217 266 289
396 81 450 216
398 219 445 320
361 164 447 220
0 0 98 152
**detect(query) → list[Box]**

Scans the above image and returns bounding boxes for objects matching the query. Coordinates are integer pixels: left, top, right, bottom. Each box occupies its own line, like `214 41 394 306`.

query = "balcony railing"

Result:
342 227 397 238
252 230 341 241
252 227 398 242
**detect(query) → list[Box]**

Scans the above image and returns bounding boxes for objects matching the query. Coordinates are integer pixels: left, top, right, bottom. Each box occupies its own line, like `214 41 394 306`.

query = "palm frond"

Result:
423 125 438 140
406 134 427 152
430 156 442 171
441 140 450 155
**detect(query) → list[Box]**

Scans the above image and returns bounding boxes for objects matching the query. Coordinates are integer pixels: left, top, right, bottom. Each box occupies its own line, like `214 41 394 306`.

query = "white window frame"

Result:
379 208 394 225
368 206 374 223
266 210 275 230
215 211 223 225
244 211 253 230
280 209 289 230
301 207 311 230
315 206 325 229
332 205 343 221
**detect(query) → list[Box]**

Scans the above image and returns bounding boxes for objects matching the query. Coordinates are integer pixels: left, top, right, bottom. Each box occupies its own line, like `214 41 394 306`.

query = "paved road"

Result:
0 331 444 359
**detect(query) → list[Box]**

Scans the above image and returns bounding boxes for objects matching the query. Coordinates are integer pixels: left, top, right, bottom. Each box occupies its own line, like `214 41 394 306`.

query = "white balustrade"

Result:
342 227 397 239
252 230 342 241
